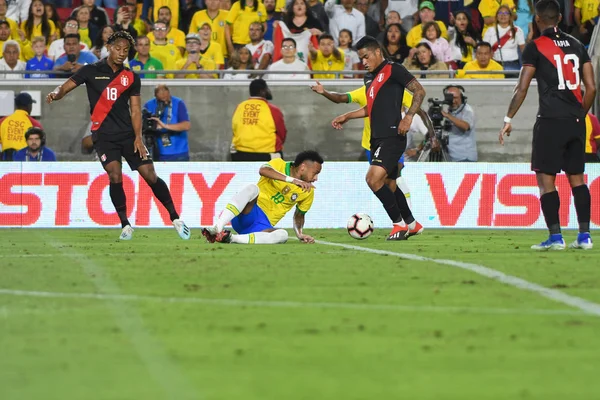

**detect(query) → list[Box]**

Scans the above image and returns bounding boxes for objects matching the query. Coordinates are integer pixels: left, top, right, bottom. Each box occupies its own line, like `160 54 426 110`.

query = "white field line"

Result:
317 240 600 317
0 251 349 258
45 239 198 400
0 288 588 317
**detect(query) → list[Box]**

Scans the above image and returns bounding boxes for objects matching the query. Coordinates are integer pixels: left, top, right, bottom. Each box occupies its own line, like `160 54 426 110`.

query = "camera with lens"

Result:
417 92 454 162
141 100 167 160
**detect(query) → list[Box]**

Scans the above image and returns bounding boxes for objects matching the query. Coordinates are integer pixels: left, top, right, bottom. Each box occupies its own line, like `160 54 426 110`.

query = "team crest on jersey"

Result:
219 21 224 26
120 75 129 86
169 38 175 44
282 186 291 195
258 12 263 17
328 60 332 66
291 193 298 201
101 154 107 162
377 73 384 82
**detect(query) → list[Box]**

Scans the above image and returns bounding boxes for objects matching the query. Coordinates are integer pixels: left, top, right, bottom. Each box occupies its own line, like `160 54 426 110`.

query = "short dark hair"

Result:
107 30 135 48
65 17 78 25
0 20 9 29
535 0 560 24
294 150 324 167
475 41 492 51
249 78 268 97
355 35 381 52
282 37 296 48
64 33 81 42
318 33 335 42
158 5 172 15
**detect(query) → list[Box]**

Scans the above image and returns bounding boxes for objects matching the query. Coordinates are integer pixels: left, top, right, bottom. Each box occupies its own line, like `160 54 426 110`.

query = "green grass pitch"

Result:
1 228 599 400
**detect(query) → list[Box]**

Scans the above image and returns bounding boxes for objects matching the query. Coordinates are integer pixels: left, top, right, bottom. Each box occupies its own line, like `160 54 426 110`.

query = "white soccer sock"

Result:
396 176 412 209
230 229 289 244
215 184 259 232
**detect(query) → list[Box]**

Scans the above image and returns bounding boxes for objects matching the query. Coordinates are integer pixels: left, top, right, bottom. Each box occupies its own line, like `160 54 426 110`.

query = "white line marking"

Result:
0 288 587 317
45 239 198 400
317 240 600 317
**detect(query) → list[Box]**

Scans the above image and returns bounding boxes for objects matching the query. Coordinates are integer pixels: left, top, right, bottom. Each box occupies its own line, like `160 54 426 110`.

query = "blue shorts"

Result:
231 203 274 234
365 150 404 164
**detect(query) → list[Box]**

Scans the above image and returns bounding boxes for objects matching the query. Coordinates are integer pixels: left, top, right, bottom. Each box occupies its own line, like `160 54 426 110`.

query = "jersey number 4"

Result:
106 87 118 101
553 54 580 90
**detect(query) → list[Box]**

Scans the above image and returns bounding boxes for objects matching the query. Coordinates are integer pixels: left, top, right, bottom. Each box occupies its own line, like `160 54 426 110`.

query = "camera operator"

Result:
143 84 192 161
441 85 478 162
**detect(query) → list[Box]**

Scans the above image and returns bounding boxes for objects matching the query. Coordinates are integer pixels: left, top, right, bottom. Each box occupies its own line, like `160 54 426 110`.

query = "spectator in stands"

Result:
129 35 164 78
147 6 185 54
247 21 273 71
223 46 253 79
5 0 28 23
0 0 18 40
479 0 516 31
72 0 110 31
220 0 231 10
325 0 365 45
376 10 405 43
284 0 323 34
189 0 229 59
142 0 182 29
406 1 448 48
456 41 504 79
402 42 448 77
75 6 98 48
574 0 599 45
231 78 286 161
181 0 201 34
25 36 53 78
91 25 114 59
264 0 282 42
448 10 480 68
175 33 216 78
383 23 410 63
44 3 62 38
225 0 267 55
0 93 42 161
356 0 379 38
54 33 98 76
123 0 146 37
48 18 90 61
483 5 525 70
0 20 13 56
265 37 310 79
337 29 359 78
309 33 344 79
197 22 225 72
149 20 182 77
13 127 56 161
441 85 477 162
96 0 118 10
308 0 328 35
21 0 57 44
114 4 141 41
144 84 192 161
419 21 452 64
515 0 534 42
0 40 25 79
585 112 600 163
380 0 418 31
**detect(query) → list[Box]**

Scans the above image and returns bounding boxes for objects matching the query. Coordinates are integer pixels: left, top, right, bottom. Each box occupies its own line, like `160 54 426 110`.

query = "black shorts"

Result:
531 117 586 175
94 134 153 171
370 135 406 179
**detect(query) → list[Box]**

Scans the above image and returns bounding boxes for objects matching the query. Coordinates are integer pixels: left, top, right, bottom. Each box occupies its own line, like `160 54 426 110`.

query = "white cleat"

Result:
119 225 134 241
173 219 191 240
569 233 593 250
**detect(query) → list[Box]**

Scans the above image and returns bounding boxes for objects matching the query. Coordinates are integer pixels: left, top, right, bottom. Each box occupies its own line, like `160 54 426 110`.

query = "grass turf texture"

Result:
1 228 599 400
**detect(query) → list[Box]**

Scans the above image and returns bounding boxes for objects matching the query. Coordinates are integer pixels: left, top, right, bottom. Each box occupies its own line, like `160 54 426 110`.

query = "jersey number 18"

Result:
106 87 118 100
553 54 580 90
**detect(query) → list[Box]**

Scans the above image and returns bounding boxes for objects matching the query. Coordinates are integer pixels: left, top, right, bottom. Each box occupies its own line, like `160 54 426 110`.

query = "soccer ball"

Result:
347 213 374 240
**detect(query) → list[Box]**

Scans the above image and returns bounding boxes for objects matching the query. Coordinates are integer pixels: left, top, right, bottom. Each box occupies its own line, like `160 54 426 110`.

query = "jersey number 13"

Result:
553 54 580 90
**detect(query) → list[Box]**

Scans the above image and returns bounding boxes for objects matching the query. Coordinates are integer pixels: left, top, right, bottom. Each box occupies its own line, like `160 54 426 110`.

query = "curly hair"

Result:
107 30 135 48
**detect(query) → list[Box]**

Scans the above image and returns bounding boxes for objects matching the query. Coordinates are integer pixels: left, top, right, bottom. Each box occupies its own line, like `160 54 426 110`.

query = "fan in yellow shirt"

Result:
202 151 324 245
456 42 505 79
20 15 57 43
151 0 180 29
309 34 345 79
574 0 599 24
478 0 516 31
225 0 267 52
406 2 448 48
174 33 219 78
147 6 186 52
189 0 229 57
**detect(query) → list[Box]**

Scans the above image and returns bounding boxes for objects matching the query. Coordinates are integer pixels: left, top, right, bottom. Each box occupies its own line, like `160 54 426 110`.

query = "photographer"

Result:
441 85 478 162
143 84 191 162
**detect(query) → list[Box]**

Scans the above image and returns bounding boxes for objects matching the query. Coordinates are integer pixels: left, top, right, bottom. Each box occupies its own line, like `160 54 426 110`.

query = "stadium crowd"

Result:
1 0 598 79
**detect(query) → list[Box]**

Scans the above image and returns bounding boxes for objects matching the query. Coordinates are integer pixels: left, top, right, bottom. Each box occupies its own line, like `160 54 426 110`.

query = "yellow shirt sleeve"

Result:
297 190 314 214
347 86 367 106
257 3 268 23
226 2 240 25
265 157 287 173
437 21 448 40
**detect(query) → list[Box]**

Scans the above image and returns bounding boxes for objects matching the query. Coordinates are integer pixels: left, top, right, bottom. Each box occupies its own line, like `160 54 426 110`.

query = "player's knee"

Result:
365 174 383 191
107 170 122 183
242 184 260 201
272 229 288 244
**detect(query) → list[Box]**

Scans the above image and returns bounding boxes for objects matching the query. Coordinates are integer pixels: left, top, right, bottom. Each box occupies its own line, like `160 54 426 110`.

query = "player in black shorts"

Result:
331 36 426 241
499 0 596 250
46 31 191 241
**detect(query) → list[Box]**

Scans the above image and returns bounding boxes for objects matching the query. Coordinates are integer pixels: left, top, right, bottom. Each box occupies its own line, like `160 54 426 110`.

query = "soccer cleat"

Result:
173 219 191 240
201 228 217 243
407 221 424 237
119 225 134 241
386 224 408 241
215 230 232 243
570 232 593 250
531 234 565 251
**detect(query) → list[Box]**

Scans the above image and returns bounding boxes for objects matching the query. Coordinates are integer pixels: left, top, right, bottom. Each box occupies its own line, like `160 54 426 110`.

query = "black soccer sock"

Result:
540 191 561 235
109 182 130 228
572 184 591 233
149 178 179 221
394 187 415 225
373 185 403 224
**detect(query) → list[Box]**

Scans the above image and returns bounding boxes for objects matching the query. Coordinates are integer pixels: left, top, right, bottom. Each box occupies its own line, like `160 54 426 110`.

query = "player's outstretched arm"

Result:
310 80 348 103
499 65 535 145
293 209 315 243
582 62 597 114
46 78 78 104
259 165 314 192
331 106 368 130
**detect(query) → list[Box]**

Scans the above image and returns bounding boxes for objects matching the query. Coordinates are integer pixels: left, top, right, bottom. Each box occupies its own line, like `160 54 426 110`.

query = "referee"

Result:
46 31 191 241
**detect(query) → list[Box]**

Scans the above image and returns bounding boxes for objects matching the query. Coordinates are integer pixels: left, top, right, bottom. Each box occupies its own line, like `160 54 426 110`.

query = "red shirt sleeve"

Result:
28 116 43 129
268 103 286 152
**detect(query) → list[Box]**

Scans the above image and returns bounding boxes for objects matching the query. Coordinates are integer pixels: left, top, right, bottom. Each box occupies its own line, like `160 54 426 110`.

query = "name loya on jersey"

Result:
553 40 571 47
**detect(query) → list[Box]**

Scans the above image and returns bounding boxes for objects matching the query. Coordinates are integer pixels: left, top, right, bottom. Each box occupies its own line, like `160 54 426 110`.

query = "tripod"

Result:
417 129 450 162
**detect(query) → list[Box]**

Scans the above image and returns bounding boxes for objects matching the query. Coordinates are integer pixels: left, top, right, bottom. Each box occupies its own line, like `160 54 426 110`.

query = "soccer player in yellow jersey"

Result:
310 81 433 210
202 151 323 244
